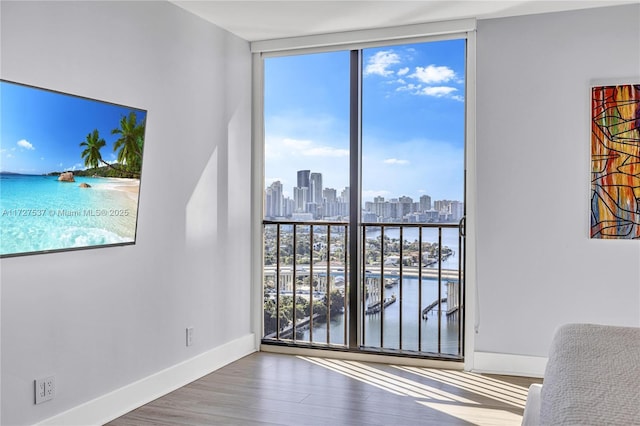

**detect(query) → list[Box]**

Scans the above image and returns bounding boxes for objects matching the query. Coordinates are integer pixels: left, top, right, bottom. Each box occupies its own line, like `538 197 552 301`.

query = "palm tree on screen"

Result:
80 129 130 177
112 111 145 177
80 129 107 169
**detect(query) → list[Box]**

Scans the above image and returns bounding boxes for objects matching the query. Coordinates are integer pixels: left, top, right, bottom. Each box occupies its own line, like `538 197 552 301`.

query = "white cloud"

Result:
384 158 409 165
17 139 35 150
364 51 400 77
397 67 410 76
396 83 422 93
411 65 455 84
282 138 312 149
418 86 457 97
281 138 348 157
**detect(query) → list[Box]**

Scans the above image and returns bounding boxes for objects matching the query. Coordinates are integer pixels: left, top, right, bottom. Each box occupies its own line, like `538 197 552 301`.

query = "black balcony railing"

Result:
262 220 464 359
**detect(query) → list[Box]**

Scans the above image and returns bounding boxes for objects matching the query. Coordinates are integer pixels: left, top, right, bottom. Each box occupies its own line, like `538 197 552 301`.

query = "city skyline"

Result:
265 168 464 223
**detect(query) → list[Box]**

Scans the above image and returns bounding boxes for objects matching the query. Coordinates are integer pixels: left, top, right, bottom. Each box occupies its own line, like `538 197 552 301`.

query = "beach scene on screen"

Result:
0 80 146 256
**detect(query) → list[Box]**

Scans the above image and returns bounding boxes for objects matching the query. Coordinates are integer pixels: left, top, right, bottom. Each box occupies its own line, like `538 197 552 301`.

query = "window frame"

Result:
251 21 477 368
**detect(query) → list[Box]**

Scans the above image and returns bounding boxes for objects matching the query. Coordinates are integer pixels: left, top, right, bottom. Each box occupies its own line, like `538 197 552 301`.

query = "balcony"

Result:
263 220 465 360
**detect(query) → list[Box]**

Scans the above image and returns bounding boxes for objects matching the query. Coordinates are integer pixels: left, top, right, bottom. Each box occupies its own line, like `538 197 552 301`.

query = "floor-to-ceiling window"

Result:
262 50 351 345
258 27 471 359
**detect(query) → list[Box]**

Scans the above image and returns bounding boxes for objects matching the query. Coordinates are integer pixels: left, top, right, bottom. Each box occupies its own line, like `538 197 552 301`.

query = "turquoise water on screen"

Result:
0 174 139 256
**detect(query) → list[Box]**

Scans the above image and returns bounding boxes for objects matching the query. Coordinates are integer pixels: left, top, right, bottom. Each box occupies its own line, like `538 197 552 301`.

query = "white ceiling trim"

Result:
170 1 636 42
251 18 476 53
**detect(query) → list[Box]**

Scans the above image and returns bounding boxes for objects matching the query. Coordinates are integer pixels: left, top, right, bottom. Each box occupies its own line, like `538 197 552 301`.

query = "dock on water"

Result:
422 297 447 319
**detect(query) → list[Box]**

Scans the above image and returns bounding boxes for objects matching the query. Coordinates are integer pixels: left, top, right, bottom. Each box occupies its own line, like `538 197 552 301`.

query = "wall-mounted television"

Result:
0 80 147 257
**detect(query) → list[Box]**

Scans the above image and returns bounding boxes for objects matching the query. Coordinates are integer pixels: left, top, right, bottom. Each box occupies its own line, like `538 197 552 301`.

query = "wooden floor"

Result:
108 352 541 426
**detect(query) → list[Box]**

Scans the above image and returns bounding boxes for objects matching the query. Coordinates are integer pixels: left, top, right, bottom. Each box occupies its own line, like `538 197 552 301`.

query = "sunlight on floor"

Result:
299 356 529 426
419 401 524 425
393 365 529 408
300 356 478 403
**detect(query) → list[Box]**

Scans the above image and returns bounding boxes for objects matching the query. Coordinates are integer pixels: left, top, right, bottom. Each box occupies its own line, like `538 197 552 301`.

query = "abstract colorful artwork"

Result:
591 84 640 239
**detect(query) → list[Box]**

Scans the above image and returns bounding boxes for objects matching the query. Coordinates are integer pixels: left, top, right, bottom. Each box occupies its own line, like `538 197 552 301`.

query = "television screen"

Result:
0 80 147 257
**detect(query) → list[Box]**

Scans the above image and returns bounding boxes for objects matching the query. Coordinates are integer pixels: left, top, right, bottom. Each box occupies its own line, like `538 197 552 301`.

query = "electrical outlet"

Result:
45 376 55 399
186 327 194 346
35 379 46 404
35 376 55 404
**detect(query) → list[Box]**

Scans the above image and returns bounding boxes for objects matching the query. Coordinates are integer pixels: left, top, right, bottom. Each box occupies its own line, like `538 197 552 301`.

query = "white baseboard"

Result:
36 334 256 426
472 351 547 378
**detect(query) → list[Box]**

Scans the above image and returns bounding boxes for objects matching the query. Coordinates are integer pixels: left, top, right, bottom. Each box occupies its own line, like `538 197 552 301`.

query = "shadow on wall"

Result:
186 146 218 247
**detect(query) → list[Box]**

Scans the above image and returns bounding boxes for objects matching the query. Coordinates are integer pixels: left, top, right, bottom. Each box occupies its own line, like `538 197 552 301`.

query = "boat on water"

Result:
366 294 397 315
384 278 398 289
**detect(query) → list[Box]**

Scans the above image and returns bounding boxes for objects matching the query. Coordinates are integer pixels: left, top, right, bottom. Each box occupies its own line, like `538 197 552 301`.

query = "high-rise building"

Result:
419 195 431 211
450 201 464 221
283 198 295 217
340 186 349 202
297 170 310 189
398 196 414 217
309 172 323 204
323 188 337 203
293 186 308 212
266 181 283 217
265 188 273 218
434 200 450 214
340 187 350 217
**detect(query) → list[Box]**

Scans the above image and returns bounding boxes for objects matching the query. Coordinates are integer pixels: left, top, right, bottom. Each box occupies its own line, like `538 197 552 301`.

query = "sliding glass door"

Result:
360 40 466 355
263 51 351 345
261 37 467 359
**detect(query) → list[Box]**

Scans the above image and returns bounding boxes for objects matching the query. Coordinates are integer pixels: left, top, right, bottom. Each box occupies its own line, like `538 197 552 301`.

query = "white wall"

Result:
474 4 640 373
0 1 253 425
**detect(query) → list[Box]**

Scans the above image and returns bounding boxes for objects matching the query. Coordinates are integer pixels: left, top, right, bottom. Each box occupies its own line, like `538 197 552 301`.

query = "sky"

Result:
264 38 466 202
0 80 146 175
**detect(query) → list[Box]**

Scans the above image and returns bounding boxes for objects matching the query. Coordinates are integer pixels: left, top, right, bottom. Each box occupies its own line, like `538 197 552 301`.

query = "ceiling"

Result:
169 0 636 42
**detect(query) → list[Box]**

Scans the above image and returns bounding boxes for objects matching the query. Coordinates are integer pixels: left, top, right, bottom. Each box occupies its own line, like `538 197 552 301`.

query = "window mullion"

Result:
348 49 362 349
